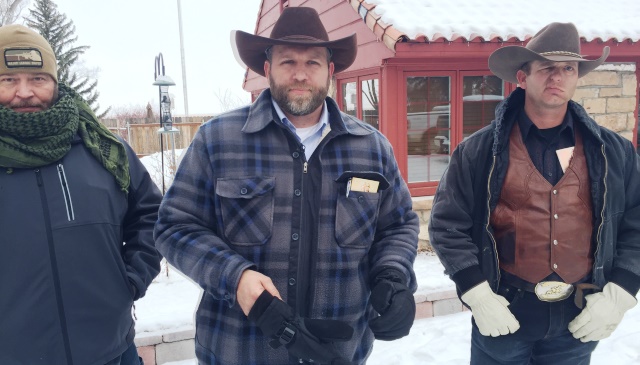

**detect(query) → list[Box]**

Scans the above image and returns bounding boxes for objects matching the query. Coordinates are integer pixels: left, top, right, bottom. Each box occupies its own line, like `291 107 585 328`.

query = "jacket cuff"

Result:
248 290 275 322
372 268 406 286
610 268 640 296
451 265 486 294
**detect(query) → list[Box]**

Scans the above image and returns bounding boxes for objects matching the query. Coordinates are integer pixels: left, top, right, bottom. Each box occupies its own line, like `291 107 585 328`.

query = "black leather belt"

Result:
500 271 599 308
500 271 537 292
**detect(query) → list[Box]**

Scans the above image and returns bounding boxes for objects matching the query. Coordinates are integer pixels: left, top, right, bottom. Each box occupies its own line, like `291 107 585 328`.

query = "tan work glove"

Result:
461 281 520 337
568 282 637 342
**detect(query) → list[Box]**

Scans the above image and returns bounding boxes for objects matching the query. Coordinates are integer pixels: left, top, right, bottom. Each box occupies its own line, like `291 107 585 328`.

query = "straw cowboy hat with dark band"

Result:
232 7 357 77
489 22 610 84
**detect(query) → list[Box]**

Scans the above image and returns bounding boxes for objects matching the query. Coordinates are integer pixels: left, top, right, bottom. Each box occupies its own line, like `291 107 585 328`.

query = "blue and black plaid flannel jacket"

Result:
155 89 419 365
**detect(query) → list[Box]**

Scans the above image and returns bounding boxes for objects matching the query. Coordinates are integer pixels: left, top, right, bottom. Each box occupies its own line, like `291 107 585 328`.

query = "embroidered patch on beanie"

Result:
4 48 44 68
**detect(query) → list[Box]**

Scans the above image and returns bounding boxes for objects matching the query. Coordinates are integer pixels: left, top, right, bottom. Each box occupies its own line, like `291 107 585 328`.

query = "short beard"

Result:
269 74 329 117
8 101 49 111
7 84 58 112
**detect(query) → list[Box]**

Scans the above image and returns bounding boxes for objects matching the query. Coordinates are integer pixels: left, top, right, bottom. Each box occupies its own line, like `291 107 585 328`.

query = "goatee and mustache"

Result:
8 101 50 111
269 73 330 117
6 88 57 112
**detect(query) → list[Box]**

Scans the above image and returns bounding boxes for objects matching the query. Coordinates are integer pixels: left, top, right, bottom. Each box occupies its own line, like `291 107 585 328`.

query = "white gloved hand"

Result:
461 281 520 337
568 282 637 342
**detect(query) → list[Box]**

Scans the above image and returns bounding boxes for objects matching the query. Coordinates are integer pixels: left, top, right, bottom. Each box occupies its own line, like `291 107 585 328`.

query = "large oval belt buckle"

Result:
534 281 574 302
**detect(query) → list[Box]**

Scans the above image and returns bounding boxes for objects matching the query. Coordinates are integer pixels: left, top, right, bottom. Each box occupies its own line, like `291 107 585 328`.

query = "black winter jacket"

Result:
0 135 162 365
429 88 640 297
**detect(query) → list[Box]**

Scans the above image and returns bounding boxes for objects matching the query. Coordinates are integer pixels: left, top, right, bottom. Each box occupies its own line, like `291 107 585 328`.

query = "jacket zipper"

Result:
296 127 335 317
592 144 608 276
36 169 74 365
294 126 333 317
57 164 75 221
297 157 310 318
485 155 501 289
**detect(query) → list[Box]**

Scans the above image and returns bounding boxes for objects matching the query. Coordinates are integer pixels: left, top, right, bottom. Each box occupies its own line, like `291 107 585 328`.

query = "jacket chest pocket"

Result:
334 172 389 248
216 177 275 246
335 191 381 248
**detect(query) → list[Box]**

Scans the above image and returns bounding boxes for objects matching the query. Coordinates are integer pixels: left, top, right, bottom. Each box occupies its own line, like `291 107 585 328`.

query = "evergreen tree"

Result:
26 0 109 117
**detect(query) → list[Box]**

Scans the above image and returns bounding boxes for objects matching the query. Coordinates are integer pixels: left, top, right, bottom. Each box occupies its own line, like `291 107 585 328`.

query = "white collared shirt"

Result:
272 99 329 160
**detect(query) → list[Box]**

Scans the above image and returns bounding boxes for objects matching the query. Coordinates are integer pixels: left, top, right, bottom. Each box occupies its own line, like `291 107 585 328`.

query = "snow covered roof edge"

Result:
349 0 640 51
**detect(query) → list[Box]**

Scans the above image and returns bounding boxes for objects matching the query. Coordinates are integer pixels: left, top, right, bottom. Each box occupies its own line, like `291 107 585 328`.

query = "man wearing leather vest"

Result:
429 22 639 364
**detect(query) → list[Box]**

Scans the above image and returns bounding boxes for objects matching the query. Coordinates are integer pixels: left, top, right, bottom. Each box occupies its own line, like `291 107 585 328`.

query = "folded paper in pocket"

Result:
347 177 380 194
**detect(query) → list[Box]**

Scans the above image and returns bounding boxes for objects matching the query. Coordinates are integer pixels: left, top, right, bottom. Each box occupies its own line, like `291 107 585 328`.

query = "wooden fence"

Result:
107 122 203 157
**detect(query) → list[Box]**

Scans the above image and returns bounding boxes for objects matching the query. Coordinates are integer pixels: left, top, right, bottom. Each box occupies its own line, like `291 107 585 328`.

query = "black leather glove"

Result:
368 271 416 341
248 291 354 365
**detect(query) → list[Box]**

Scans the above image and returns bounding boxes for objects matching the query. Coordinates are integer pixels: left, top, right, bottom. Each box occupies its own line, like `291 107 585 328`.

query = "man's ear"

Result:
516 70 527 89
264 61 270 81
329 62 335 78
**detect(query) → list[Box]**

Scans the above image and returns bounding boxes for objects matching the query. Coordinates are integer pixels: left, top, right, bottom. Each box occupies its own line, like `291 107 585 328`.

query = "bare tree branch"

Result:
362 79 379 111
213 88 250 113
0 0 29 25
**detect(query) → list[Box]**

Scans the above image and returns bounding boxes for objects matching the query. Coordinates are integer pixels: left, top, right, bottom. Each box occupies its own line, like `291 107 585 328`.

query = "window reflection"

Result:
362 79 379 129
341 82 357 117
406 76 451 183
462 75 504 139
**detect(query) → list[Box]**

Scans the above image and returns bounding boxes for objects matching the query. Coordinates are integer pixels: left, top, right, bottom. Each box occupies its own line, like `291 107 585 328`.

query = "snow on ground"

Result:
135 269 200 334
139 149 186 192
137 253 640 364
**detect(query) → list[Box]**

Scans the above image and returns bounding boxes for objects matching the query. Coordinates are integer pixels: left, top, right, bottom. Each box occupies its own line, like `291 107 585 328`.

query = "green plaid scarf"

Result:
0 83 130 193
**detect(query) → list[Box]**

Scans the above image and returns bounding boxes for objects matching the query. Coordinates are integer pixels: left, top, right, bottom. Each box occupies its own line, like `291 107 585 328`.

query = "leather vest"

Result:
490 123 593 284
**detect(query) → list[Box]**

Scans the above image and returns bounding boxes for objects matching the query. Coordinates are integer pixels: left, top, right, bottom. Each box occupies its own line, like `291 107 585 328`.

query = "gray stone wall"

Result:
413 196 434 251
573 63 638 142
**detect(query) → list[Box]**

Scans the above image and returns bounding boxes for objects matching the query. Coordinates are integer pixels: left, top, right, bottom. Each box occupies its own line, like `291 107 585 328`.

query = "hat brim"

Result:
232 30 357 77
489 45 610 84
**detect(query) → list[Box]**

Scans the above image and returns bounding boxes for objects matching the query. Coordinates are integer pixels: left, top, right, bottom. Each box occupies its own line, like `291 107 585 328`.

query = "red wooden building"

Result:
242 0 640 196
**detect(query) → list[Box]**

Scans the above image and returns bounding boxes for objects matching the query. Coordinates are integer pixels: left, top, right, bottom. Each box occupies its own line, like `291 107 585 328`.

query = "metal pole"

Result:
177 0 189 118
170 132 178 172
155 54 166 194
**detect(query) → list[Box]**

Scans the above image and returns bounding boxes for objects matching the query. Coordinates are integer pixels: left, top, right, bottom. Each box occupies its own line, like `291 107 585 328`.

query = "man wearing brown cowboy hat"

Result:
429 22 639 364
155 6 419 365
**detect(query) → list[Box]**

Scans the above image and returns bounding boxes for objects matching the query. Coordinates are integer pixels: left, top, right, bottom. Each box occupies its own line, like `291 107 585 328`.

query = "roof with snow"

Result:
352 0 640 50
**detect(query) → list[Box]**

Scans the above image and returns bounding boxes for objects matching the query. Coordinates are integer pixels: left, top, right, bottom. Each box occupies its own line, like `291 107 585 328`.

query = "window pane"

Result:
462 75 504 140
406 76 451 183
361 79 379 129
341 82 357 117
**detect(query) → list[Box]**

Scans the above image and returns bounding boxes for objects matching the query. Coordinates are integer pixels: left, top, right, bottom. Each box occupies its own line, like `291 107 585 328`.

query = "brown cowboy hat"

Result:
232 7 357 77
489 22 609 84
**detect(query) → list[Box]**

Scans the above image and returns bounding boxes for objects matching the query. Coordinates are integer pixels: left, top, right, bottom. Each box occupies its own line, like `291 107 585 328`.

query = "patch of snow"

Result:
135 252 640 364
